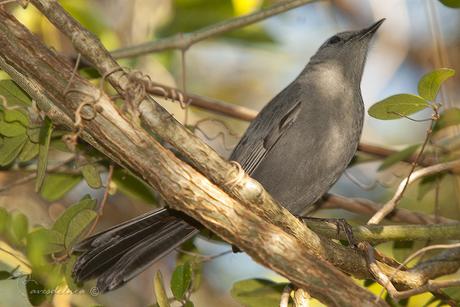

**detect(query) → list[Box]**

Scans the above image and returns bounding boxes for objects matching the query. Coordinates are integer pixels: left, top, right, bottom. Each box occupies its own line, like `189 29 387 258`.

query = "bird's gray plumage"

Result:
230 19 384 214
72 19 384 292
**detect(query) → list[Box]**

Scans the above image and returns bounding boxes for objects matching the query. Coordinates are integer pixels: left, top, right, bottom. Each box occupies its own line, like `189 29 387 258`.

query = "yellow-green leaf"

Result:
81 164 102 189
52 196 96 235
35 118 53 192
368 94 430 120
171 262 192 300
64 209 97 247
439 0 460 8
0 80 32 106
112 168 156 203
8 212 28 244
19 139 39 161
4 109 29 126
0 113 27 137
0 207 9 234
154 271 170 307
40 173 82 201
0 134 27 166
418 68 455 101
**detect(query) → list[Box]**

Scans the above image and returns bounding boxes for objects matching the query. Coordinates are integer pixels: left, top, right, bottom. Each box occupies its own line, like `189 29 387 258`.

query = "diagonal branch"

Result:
110 0 319 58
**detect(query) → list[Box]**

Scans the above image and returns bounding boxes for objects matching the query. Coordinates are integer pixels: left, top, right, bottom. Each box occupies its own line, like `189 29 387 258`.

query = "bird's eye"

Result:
328 35 341 44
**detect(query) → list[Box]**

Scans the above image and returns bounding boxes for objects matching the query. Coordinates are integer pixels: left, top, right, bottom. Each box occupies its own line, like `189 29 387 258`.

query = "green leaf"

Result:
0 113 27 137
27 127 41 143
81 164 102 189
439 0 460 8
418 68 455 101
0 207 9 234
0 134 27 165
154 271 170 307
183 301 194 307
25 277 47 306
18 138 39 161
3 109 29 126
378 144 420 171
176 240 202 292
8 212 28 244
112 168 156 203
0 80 32 106
443 287 460 303
64 209 97 247
231 279 288 307
52 197 97 236
171 262 192 300
27 228 56 268
64 255 79 291
433 108 460 132
368 94 430 120
40 173 82 201
0 270 11 280
35 118 53 192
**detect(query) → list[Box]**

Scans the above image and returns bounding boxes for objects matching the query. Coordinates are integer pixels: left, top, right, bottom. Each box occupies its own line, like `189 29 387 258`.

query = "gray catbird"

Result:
72 19 384 292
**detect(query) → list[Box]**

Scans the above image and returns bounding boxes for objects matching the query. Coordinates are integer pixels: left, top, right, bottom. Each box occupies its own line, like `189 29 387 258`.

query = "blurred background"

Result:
1 0 460 306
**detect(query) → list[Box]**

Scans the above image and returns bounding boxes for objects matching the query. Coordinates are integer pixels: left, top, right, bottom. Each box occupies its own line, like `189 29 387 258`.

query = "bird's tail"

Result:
72 208 198 292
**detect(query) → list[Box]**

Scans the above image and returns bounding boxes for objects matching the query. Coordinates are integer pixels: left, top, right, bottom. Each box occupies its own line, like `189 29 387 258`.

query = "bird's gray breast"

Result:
251 70 364 215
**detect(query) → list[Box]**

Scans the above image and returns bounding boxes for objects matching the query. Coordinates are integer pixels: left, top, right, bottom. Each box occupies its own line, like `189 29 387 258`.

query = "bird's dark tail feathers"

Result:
72 208 198 292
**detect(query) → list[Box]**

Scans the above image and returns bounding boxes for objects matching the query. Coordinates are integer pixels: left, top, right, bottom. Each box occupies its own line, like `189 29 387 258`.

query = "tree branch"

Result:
110 0 319 58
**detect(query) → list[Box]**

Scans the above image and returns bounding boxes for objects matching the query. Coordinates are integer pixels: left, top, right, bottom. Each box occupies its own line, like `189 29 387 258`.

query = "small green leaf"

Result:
171 262 192 300
112 168 156 203
368 94 430 120
439 0 460 8
27 228 55 268
0 270 11 280
3 109 29 126
183 301 194 307
52 197 96 236
40 173 82 201
8 212 28 244
378 144 420 171
0 116 27 137
35 118 53 192
18 138 39 161
443 287 460 303
0 207 9 234
0 134 27 166
418 68 455 101
64 209 97 247
27 127 41 143
0 80 32 106
231 279 288 307
154 271 170 307
25 277 47 306
64 255 79 291
81 164 102 189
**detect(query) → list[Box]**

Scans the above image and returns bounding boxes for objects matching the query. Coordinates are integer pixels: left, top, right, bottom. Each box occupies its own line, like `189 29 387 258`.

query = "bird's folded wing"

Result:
230 82 302 175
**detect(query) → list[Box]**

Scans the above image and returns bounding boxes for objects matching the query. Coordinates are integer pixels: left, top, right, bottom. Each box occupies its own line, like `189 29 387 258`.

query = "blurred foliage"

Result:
158 0 276 45
439 0 460 8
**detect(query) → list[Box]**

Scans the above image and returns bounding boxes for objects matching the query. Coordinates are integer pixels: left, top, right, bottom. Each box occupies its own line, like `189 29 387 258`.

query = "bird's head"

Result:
309 19 385 83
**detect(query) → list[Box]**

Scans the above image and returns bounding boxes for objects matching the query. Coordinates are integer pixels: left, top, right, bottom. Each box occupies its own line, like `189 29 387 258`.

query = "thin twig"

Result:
110 0 318 58
368 110 441 224
280 284 292 307
367 158 460 225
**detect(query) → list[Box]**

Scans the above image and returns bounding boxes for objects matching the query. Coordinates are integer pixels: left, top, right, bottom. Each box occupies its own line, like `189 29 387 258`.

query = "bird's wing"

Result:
230 83 303 175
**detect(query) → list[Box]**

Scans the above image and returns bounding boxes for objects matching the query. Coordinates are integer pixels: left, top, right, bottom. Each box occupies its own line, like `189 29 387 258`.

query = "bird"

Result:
72 19 384 292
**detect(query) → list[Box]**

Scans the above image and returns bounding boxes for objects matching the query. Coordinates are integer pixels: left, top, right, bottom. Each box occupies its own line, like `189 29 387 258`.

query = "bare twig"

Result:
368 158 460 224
280 284 292 307
110 0 318 58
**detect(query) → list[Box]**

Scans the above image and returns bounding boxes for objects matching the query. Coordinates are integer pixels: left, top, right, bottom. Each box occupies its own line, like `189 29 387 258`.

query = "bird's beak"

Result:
358 18 385 39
